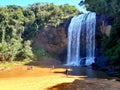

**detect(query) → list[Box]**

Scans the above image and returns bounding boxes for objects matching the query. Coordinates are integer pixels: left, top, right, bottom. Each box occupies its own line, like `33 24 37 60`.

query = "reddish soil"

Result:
0 59 120 90
0 59 62 78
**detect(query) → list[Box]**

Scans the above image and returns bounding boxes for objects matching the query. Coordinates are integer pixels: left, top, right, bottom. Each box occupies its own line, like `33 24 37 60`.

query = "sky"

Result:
0 0 87 12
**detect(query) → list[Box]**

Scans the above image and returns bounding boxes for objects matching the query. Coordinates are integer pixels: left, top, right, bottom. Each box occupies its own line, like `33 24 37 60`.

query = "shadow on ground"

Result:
47 78 120 90
26 59 117 80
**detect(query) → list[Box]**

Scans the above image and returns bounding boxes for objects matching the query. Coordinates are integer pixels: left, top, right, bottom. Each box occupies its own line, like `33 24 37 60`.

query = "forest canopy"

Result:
86 0 120 15
0 3 79 62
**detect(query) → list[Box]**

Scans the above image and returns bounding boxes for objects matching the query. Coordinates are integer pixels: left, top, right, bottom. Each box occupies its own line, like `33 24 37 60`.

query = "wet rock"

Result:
107 71 120 77
92 56 109 71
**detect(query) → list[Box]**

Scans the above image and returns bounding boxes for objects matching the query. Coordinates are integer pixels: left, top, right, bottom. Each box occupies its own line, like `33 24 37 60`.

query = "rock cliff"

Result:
32 15 114 65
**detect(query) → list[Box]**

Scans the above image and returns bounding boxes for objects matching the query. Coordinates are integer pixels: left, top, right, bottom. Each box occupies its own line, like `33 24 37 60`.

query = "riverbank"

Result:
0 59 120 90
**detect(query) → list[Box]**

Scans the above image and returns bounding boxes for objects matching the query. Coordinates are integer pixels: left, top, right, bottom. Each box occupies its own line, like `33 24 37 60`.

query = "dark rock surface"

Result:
47 78 120 90
32 20 68 62
93 56 109 70
94 14 114 69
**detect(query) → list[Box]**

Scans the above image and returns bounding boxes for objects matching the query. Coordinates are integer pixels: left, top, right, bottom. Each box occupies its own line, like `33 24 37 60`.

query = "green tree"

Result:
0 5 33 62
86 0 120 65
0 3 79 62
86 0 120 15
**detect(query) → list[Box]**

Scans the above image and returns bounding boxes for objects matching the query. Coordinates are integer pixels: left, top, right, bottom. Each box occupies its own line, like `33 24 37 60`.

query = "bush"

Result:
33 48 51 60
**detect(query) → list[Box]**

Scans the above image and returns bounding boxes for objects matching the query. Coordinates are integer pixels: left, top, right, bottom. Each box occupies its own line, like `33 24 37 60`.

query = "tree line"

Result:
0 3 79 62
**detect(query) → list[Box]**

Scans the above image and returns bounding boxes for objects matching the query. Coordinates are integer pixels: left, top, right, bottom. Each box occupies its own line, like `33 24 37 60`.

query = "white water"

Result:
67 12 96 66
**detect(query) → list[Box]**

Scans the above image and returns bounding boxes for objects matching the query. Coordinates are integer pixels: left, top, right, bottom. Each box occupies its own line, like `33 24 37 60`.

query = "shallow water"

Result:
0 65 112 80
65 66 111 79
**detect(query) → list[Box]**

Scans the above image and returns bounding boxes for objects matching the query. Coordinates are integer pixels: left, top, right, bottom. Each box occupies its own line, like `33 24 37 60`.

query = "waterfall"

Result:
67 12 96 66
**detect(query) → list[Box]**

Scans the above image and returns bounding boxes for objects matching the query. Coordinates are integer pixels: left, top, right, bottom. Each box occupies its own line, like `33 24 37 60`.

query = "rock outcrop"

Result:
95 14 114 69
32 14 114 65
32 20 69 62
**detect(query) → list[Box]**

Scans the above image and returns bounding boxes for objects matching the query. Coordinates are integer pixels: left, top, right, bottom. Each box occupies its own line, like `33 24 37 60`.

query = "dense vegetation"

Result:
86 0 120 15
86 0 120 65
0 3 79 62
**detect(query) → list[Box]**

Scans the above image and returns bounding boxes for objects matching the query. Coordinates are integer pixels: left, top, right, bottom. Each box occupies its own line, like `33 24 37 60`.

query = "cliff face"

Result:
32 15 114 64
32 26 67 53
94 15 114 69
32 21 69 62
95 15 113 57
96 14 113 37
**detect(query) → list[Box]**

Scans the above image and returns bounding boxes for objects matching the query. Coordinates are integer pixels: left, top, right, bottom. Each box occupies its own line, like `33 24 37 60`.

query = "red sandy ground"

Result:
0 59 120 90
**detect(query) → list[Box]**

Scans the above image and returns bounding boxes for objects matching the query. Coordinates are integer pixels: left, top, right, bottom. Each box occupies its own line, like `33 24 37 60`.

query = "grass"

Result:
0 59 32 67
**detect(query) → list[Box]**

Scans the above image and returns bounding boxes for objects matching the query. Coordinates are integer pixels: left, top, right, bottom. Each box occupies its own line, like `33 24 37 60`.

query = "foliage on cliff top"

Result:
86 0 120 15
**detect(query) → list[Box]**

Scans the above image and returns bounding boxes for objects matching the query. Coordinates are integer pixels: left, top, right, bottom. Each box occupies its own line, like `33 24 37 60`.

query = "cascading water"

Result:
67 12 96 66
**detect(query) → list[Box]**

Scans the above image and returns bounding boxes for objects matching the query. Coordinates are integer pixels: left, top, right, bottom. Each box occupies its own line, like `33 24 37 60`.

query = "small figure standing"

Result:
65 68 69 77
50 65 54 72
